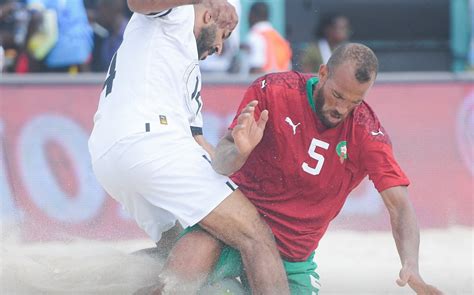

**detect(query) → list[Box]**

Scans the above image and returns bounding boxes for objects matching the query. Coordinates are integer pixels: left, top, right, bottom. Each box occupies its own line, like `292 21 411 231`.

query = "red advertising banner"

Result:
1 81 473 241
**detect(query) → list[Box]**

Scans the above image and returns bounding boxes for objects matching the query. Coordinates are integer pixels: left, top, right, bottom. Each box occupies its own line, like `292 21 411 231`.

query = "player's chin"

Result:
322 116 341 128
329 112 346 125
199 50 215 60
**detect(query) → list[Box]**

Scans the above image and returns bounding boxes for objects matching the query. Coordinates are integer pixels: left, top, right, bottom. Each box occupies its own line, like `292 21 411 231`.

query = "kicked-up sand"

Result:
1 226 472 294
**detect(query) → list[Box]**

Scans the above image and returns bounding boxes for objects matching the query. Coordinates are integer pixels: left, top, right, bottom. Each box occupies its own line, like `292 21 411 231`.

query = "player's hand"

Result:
232 100 268 157
202 0 238 31
396 266 443 295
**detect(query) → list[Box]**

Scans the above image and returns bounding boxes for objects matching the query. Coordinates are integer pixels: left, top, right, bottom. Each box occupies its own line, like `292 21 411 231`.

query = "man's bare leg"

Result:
158 189 289 295
133 230 223 295
159 230 223 293
132 222 184 260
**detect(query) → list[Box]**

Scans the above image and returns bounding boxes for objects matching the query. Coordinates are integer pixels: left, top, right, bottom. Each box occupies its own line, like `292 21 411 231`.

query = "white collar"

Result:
251 21 273 31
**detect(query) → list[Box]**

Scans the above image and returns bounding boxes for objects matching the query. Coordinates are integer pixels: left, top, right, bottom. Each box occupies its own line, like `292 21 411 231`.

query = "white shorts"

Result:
92 132 237 242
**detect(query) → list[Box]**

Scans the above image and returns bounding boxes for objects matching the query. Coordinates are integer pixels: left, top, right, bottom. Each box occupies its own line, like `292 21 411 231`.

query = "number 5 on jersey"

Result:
302 138 329 175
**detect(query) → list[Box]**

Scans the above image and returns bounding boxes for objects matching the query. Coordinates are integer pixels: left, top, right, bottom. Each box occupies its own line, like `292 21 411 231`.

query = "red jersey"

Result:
229 71 410 261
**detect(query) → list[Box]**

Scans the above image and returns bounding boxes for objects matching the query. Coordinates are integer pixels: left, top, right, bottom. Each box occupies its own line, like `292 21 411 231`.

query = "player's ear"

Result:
202 10 212 25
319 64 328 81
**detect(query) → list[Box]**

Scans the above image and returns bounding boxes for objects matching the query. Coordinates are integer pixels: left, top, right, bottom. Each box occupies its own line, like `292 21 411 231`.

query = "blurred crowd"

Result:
0 0 130 73
0 0 353 74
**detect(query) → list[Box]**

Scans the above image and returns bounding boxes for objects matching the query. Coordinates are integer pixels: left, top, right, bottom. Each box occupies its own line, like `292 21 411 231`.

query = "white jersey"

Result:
88 6 237 242
88 6 203 162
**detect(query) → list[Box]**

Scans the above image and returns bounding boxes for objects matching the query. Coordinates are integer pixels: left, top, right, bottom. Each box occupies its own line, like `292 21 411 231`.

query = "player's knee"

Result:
235 216 276 253
199 189 276 251
166 229 222 274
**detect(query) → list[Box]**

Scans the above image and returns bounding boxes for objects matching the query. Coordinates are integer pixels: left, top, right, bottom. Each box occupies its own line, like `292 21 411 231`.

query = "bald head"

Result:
327 43 378 83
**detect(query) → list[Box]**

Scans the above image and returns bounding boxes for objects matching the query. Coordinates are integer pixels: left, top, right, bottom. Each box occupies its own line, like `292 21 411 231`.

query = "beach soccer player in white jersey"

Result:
88 0 290 294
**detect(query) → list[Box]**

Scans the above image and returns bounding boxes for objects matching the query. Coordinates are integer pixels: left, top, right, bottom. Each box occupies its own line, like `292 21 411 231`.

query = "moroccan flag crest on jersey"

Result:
336 141 348 163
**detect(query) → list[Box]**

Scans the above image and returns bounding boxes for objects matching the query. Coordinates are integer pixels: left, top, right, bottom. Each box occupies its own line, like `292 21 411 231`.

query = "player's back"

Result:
89 7 200 162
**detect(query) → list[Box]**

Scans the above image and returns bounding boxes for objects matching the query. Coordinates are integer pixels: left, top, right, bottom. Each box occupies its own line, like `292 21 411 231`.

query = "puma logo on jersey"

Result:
261 80 266 89
285 117 301 135
371 129 384 136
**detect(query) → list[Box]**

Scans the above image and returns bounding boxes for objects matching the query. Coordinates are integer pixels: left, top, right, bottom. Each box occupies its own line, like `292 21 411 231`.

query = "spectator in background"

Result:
89 0 128 72
0 0 29 72
26 2 58 72
300 14 351 73
84 0 98 23
200 0 240 73
243 1 291 74
0 0 16 71
27 0 92 73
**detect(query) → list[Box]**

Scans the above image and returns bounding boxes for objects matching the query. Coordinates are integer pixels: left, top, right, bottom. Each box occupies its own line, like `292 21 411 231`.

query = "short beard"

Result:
196 24 217 60
314 86 337 128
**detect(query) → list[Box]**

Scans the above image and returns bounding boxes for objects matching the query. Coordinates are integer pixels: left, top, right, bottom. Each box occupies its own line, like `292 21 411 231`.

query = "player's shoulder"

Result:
352 102 391 144
250 71 313 92
139 5 192 22
353 102 379 126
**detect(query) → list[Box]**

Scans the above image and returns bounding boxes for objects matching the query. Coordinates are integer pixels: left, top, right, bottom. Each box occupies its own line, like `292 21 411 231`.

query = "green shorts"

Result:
180 226 320 294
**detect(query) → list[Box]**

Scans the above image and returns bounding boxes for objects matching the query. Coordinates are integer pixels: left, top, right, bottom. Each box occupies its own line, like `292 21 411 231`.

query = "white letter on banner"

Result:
0 120 20 221
18 115 104 223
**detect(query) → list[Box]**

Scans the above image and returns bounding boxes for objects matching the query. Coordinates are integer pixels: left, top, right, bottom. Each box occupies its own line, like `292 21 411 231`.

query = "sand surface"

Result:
1 226 472 294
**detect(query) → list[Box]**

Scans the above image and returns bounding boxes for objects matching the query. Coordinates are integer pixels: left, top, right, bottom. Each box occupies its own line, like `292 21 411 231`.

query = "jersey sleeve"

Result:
228 76 267 129
144 6 188 24
190 111 203 134
146 9 173 18
358 127 410 192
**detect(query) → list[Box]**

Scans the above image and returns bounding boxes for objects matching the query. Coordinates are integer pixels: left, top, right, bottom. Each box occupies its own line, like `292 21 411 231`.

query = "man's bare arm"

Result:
212 131 248 175
127 0 201 14
381 186 443 294
127 0 237 30
193 134 215 160
212 100 268 175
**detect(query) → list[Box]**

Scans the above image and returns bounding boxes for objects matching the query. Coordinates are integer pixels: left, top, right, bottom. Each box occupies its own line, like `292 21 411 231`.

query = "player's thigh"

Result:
95 133 247 244
92 148 179 241
92 135 199 241
179 226 245 284
198 188 273 250
165 228 223 280
126 133 237 229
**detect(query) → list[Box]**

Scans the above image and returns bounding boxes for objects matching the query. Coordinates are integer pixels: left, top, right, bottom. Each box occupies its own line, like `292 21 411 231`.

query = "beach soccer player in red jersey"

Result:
166 42 443 294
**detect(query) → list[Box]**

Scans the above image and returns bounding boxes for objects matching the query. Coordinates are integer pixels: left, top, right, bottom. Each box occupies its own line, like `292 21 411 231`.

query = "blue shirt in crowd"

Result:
28 0 93 68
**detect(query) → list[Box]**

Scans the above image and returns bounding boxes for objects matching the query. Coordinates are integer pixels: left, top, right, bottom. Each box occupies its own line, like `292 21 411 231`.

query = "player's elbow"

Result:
211 152 238 176
211 161 232 176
